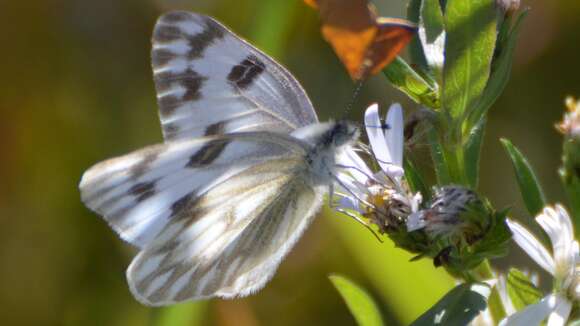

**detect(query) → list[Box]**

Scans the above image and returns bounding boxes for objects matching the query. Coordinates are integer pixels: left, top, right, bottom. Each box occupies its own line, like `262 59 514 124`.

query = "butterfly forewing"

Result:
80 133 307 248
151 11 318 141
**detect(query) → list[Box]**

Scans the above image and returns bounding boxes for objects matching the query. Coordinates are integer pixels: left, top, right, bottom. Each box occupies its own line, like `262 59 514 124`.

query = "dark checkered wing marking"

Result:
79 132 308 248
151 11 318 141
126 160 324 305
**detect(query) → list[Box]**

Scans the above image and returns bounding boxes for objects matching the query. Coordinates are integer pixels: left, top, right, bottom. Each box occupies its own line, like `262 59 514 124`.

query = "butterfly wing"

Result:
127 160 324 305
80 133 324 304
80 132 308 248
151 11 318 141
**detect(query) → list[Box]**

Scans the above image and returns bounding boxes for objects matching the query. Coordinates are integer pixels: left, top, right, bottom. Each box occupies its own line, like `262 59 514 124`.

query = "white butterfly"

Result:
79 11 359 305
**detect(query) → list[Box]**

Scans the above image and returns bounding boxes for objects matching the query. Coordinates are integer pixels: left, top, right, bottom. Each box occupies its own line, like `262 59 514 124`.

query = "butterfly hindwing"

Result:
126 158 325 305
151 11 318 141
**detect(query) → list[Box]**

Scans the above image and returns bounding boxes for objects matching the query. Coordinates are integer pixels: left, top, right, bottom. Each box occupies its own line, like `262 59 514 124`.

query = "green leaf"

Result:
404 157 431 200
410 283 491 326
329 274 384 326
506 268 543 311
383 57 440 108
155 302 208 326
442 0 497 121
466 10 528 130
421 0 445 41
500 139 547 216
464 117 486 189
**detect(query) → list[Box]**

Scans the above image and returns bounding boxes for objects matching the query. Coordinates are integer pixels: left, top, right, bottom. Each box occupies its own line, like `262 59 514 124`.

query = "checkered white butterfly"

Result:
79 11 359 305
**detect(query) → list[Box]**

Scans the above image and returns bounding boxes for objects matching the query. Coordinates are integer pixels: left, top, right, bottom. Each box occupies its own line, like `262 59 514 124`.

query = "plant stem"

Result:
442 143 469 186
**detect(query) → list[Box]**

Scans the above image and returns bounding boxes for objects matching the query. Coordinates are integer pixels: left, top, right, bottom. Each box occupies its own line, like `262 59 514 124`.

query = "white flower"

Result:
336 103 421 233
500 204 579 326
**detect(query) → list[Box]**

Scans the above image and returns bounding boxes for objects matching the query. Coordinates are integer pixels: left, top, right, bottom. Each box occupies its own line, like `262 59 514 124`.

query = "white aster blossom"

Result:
336 103 422 233
500 204 579 326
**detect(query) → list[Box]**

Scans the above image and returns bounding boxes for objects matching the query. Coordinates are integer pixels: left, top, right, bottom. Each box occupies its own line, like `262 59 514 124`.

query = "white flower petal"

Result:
384 103 404 167
537 206 572 257
536 205 577 281
555 204 574 242
536 206 564 244
546 295 572 326
499 294 558 326
364 104 392 172
507 219 555 275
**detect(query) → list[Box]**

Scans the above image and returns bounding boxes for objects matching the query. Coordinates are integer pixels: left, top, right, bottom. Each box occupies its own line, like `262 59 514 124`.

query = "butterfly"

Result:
79 11 360 305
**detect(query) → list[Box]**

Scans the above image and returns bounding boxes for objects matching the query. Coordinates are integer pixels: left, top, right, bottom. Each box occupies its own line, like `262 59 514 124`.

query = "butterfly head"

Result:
329 120 360 147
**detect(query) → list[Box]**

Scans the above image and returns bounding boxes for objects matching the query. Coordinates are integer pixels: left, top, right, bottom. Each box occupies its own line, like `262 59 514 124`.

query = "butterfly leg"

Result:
334 163 382 184
330 174 383 242
332 174 375 209
328 182 335 208
334 206 383 242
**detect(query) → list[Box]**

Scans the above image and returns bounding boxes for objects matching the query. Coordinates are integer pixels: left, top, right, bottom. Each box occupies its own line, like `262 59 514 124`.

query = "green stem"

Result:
442 143 469 186
470 259 494 280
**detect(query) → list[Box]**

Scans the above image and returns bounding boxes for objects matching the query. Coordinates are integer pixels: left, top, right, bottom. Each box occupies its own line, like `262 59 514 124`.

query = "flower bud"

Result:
557 96 580 140
496 0 520 17
407 186 484 239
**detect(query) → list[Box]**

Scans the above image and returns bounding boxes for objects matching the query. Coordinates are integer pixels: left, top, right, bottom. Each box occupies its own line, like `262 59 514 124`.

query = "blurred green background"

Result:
0 0 579 325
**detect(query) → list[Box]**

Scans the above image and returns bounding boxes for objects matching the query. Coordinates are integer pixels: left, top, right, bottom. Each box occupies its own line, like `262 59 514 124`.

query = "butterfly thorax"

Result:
292 120 359 185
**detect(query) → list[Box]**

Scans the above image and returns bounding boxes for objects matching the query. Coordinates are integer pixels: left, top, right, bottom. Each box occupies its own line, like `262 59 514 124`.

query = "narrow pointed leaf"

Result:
467 10 528 130
501 139 546 216
407 0 428 68
442 0 497 120
329 274 384 326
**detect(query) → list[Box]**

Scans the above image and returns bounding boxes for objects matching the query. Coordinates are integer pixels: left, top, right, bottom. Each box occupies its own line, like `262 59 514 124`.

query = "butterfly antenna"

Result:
342 79 365 120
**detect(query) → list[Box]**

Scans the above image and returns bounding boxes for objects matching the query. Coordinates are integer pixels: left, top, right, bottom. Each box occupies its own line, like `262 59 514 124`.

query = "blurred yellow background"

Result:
0 0 578 325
